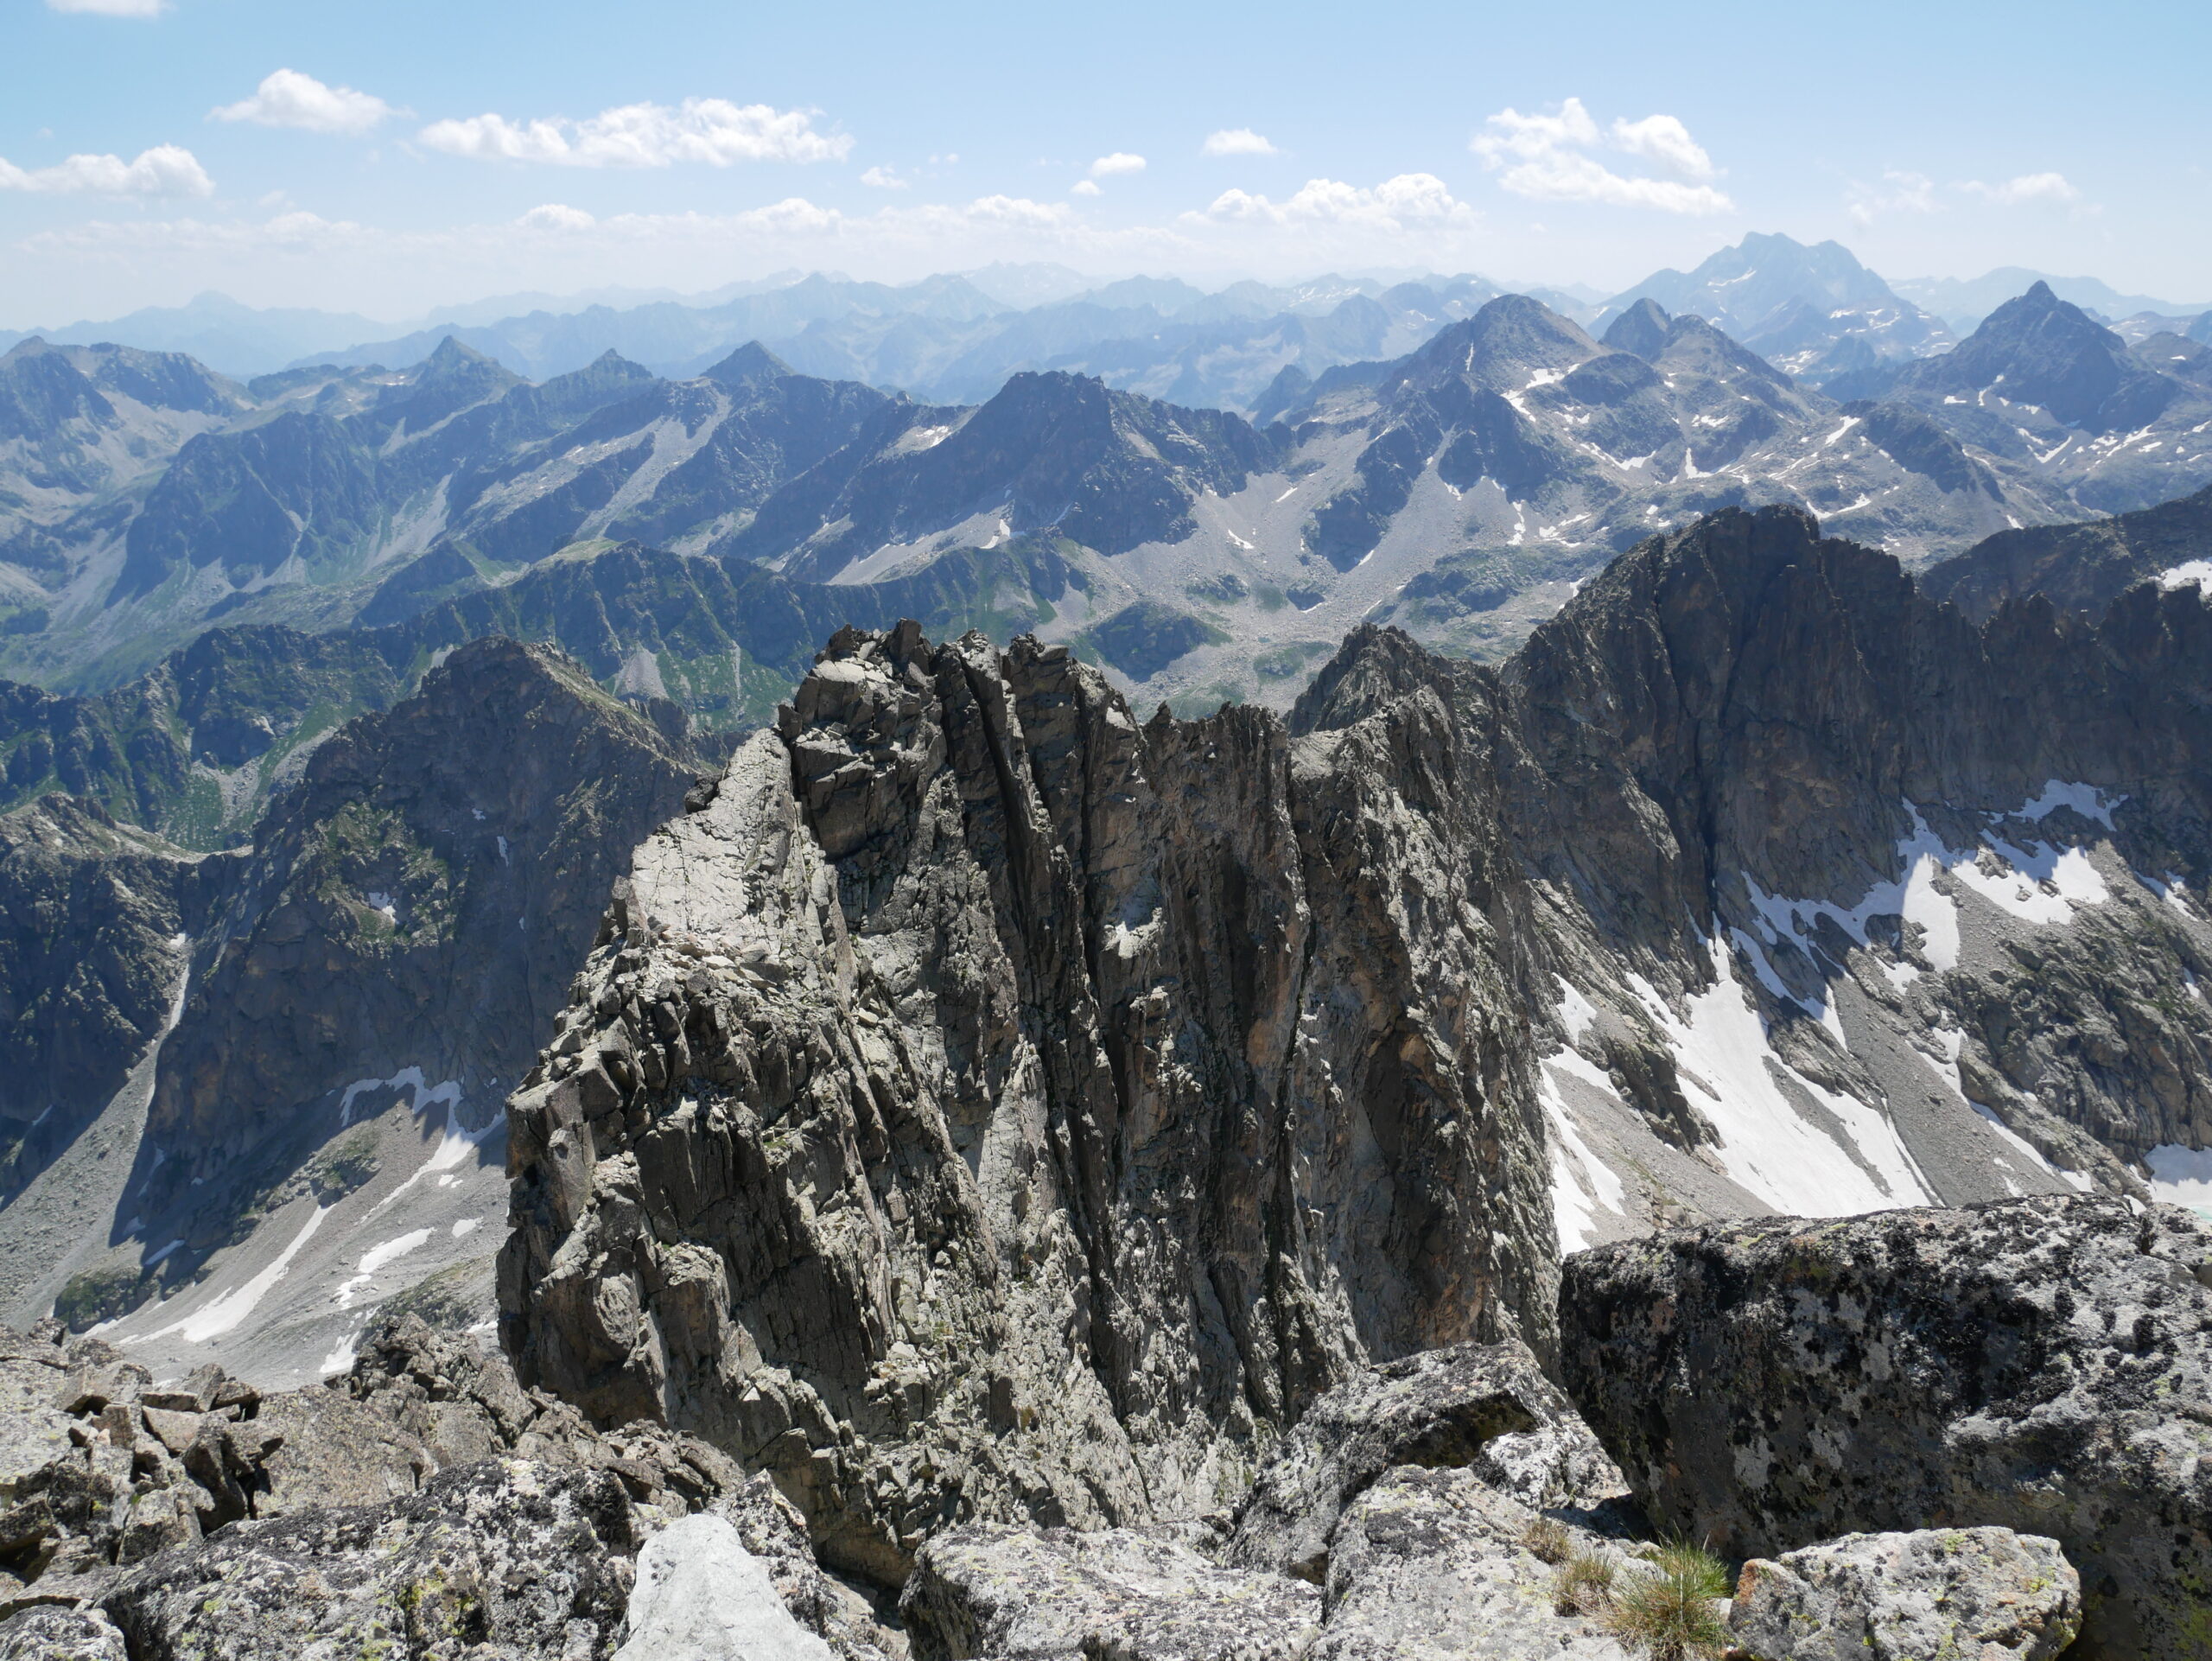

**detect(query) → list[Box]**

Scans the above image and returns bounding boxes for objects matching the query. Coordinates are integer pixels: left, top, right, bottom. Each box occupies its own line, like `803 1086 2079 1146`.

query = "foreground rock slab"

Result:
1560 1194 2212 1660
614 1511 835 1661
1225 1339 1621 1581
1317 1465 1632 1661
1728 1527 2081 1661
104 1460 639 1659
902 1524 1322 1661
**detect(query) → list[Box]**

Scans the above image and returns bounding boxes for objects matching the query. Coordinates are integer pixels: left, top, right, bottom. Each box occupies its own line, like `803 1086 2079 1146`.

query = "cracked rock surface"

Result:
1560 1194 2212 1660
1727 1526 2082 1661
500 620 1558 1583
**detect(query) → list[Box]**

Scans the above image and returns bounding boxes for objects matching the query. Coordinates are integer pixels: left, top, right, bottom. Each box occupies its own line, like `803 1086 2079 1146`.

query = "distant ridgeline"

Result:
0 255 2208 798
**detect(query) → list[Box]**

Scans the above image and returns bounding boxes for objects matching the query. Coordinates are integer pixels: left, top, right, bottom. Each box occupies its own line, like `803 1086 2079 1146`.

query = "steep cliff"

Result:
499 621 1559 1581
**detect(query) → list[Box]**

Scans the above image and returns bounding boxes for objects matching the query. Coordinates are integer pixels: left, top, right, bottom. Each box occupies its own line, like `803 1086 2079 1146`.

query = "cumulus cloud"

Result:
1200 172 1471 229
1471 98 1732 215
1963 171 2080 206
1201 128 1279 157
0 144 212 196
46 0 165 15
1071 179 1102 197
517 203 595 231
213 69 395 135
418 98 851 168
1605 113 1713 180
1089 152 1147 178
860 166 907 189
1846 169 1937 226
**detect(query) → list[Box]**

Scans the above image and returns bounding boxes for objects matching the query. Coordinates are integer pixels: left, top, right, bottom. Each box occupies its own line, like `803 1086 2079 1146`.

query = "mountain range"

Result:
5 268 2211 737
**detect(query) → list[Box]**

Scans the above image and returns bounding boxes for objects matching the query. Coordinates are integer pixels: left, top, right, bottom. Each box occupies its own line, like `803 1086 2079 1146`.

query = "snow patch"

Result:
1629 950 1936 1217
2145 1144 2212 1219
145 1202 333 1345
1539 1049 1625 1251
1555 978 1599 1045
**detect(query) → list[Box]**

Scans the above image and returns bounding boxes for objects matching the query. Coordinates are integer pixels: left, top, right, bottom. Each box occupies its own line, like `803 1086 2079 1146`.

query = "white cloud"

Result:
1847 169 1937 226
418 99 851 168
1201 128 1279 157
1071 179 1102 197
1200 172 1472 230
1471 97 1732 215
212 69 395 135
0 144 212 196
1605 113 1713 180
517 203 595 231
46 0 165 15
1089 152 1147 178
860 166 908 190
1964 171 2080 206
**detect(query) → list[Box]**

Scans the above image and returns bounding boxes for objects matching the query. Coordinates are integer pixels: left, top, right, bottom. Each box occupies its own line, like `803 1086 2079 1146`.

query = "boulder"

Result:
901 1524 1322 1661
1224 1340 1615 1580
103 1460 639 1660
1728 1528 2082 1661
0 1605 128 1661
251 1387 434 1515
1315 1465 1632 1660
613 1511 836 1661
1560 1195 2212 1660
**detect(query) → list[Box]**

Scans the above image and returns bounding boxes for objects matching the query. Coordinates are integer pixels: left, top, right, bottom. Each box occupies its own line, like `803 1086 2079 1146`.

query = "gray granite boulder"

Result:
1560 1195 2212 1660
103 1459 640 1659
615 1511 836 1661
1315 1465 1633 1661
901 1524 1322 1661
1728 1527 2081 1661
0 1605 128 1661
1225 1340 1616 1581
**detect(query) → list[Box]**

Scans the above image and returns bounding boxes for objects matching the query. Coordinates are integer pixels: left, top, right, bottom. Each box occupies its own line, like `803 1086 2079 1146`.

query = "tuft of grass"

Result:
1553 1547 1618 1616
1606 1537 1732 1660
1523 1515 1574 1566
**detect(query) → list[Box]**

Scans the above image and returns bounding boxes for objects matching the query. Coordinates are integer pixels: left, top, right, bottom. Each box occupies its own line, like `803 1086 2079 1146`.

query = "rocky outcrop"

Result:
614 1511 838 1661
1728 1527 2082 1661
902 1525 1322 1661
0 1315 899 1656
499 621 1558 1582
105 1459 642 1659
1315 1466 1632 1661
1559 1195 2212 1659
1223 1339 1618 1581
899 1340 1639 1661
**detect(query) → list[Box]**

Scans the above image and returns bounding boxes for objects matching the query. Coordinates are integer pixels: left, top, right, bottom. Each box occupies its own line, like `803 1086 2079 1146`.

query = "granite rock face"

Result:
1560 1195 2212 1659
0 1605 128 1660
1728 1527 2082 1661
500 620 1559 1581
0 1315 898 1658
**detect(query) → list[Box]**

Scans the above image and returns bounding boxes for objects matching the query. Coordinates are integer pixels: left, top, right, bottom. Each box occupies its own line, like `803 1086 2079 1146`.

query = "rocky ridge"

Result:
496 501 2212 1594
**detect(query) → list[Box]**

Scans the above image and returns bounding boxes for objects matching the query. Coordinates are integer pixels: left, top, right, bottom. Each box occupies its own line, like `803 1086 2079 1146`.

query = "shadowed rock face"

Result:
1558 1196 2212 1661
499 620 1559 1583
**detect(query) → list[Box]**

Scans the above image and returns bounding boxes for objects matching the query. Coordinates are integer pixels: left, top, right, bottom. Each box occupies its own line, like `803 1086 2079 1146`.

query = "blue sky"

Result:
3 0 2206 325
